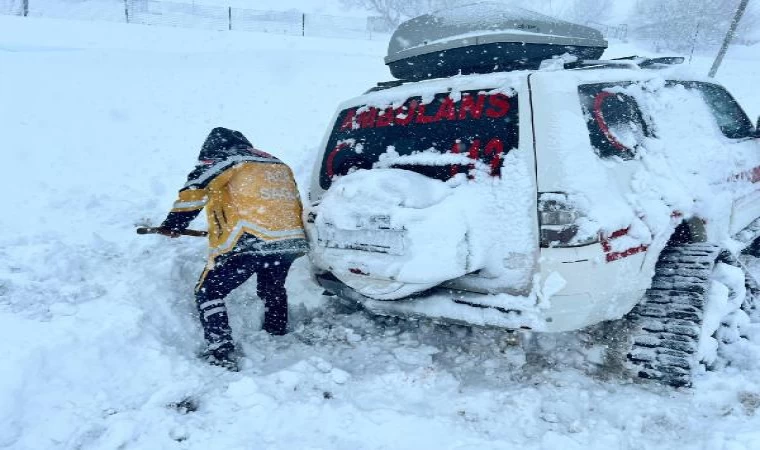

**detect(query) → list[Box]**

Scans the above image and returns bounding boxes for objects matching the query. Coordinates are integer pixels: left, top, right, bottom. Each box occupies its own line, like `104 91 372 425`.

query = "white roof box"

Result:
385 2 608 80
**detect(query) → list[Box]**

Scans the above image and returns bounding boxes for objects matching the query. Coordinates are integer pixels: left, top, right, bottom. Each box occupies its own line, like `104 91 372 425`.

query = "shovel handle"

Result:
136 227 208 237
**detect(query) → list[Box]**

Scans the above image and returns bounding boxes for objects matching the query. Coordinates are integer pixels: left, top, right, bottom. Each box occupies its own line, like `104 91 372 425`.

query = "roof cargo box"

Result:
385 2 608 81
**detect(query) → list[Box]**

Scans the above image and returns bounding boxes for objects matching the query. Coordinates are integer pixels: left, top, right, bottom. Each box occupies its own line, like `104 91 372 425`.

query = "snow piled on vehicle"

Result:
311 146 537 301
311 168 467 298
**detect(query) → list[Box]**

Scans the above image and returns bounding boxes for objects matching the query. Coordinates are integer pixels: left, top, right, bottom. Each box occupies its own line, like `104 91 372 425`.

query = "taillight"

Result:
538 193 598 248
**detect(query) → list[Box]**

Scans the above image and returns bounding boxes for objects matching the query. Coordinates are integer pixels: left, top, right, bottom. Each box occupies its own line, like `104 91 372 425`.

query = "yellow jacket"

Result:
163 154 308 261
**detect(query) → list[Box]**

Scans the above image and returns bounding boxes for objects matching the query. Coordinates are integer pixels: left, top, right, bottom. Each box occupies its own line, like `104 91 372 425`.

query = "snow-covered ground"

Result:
2 15 760 450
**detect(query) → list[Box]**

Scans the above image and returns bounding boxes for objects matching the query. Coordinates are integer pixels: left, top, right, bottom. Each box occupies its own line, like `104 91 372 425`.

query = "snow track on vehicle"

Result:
627 243 753 387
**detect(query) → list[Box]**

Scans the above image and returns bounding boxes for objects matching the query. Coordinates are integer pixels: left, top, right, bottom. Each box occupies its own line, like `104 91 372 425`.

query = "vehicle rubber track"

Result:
626 243 723 388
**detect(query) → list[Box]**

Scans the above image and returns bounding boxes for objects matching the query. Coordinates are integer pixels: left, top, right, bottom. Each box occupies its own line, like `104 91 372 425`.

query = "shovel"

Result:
136 227 208 237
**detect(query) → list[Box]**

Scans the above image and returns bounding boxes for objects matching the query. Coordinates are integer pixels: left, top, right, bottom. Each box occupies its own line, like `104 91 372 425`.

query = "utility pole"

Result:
708 0 750 78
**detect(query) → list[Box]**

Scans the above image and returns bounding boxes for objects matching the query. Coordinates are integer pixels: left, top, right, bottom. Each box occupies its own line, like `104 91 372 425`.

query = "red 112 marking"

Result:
451 137 504 178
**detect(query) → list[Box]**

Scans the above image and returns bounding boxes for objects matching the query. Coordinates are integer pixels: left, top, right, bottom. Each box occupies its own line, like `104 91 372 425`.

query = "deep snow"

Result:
2 14 760 450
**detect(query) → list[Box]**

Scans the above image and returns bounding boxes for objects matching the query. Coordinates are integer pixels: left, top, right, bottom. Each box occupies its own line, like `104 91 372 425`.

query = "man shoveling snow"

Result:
154 127 308 370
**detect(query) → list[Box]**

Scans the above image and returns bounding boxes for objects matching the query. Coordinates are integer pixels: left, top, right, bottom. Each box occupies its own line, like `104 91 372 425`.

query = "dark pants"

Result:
195 252 295 348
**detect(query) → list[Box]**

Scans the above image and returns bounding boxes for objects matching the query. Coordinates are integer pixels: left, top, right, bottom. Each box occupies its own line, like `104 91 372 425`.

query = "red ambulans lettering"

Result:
340 109 356 131
415 103 438 124
434 97 457 122
357 108 378 129
376 107 394 127
485 94 511 119
394 100 418 126
458 94 487 120
342 93 514 131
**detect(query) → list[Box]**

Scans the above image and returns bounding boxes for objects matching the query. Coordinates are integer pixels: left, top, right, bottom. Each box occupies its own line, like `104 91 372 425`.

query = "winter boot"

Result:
746 237 760 258
202 341 239 372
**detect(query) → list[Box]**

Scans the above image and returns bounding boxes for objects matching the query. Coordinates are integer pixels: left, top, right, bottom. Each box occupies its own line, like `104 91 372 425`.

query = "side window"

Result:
669 81 754 140
579 84 651 160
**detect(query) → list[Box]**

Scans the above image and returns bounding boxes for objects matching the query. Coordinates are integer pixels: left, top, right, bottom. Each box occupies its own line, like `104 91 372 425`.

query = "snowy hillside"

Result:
2 14 760 450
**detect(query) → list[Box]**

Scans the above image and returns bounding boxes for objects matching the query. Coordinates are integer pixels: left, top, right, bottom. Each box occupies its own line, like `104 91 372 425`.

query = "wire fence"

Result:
0 0 393 40
586 20 628 41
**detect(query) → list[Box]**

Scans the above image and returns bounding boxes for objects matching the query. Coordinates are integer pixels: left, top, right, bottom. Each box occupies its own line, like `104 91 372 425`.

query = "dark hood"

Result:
198 127 255 162
182 127 283 190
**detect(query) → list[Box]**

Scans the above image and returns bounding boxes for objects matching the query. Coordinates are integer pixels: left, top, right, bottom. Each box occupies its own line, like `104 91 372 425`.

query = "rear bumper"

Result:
316 273 547 330
314 241 655 332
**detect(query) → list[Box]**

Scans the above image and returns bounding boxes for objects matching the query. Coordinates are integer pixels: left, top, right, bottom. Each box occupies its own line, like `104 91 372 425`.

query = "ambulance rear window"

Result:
320 90 519 190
